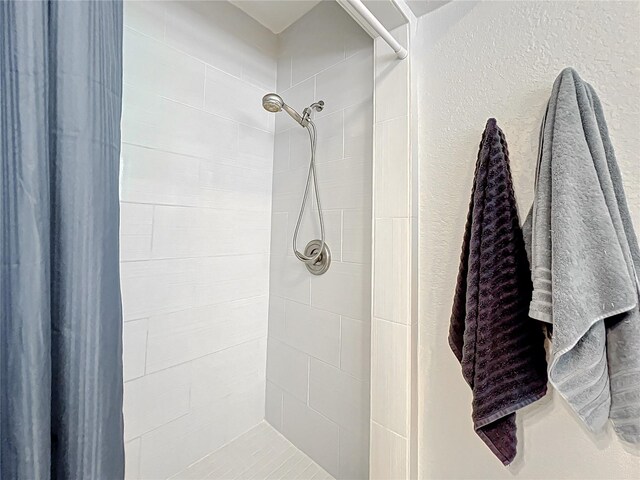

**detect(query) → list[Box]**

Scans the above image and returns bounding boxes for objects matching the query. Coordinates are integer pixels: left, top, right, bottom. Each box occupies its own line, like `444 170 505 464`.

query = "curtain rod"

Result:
339 0 408 60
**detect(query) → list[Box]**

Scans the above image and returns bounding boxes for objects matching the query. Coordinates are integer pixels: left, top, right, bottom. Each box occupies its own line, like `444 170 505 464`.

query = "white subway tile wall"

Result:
370 25 416 480
121 1 276 478
266 2 373 480
122 2 373 479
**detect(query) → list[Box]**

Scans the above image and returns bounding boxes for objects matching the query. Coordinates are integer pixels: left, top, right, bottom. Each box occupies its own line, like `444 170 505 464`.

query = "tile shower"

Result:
119 1 373 479
6 1 637 480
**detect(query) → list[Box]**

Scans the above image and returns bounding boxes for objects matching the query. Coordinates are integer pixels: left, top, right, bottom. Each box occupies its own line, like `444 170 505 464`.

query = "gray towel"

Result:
524 67 640 443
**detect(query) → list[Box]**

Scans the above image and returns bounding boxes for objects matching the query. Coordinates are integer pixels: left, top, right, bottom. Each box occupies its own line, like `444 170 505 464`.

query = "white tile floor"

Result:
171 421 334 480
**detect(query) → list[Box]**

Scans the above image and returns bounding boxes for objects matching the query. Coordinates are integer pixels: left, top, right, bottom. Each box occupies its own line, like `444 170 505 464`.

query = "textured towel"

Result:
449 119 548 465
524 67 640 442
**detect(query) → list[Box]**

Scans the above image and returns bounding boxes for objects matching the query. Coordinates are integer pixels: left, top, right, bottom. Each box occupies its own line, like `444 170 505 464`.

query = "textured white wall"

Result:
417 1 640 478
266 2 373 479
119 2 276 478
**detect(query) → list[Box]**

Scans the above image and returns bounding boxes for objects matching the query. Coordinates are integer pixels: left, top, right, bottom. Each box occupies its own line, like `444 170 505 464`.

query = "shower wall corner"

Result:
265 2 374 480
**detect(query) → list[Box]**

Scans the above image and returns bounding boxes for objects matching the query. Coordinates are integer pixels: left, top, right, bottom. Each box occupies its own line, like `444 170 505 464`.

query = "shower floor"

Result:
172 421 334 480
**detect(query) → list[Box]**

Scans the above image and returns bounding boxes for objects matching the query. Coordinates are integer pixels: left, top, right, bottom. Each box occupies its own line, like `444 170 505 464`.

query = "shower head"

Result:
262 93 307 127
262 93 283 113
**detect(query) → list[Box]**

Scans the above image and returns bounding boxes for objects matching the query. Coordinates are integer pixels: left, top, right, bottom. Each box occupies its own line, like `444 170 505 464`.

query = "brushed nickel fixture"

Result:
262 93 331 275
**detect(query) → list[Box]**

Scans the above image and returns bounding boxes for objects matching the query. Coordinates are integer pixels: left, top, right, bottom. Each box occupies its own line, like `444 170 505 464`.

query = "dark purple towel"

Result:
449 119 548 465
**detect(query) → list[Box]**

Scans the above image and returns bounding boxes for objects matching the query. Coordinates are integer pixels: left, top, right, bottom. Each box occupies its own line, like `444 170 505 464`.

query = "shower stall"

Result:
5 1 640 480
120 1 374 478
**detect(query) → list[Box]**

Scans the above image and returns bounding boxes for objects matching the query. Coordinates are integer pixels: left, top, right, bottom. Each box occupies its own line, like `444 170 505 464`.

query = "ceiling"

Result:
406 0 450 17
229 0 448 36
344 1 452 32
229 0 323 34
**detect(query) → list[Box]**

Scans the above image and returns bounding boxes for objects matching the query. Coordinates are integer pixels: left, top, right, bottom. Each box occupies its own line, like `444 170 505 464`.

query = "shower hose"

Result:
292 120 325 265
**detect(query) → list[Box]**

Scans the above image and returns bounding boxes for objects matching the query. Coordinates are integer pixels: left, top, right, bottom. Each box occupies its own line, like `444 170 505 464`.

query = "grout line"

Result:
119 203 272 218
124 291 270 324
173 422 269 479
203 62 275 97
161 6 167 42
341 109 346 159
338 316 343 370
278 455 307 479
336 428 341 480
373 315 412 327
371 419 408 441
306 356 311 406
130 411 189 445
258 445 298 480
123 22 275 95
120 251 271 264
375 112 409 126
281 296 288 336
279 389 284 430
283 47 371 96
125 335 267 385
143 320 150 377
281 391 344 450
123 87 275 135
149 205 156 256
283 282 369 310
187 378 192 410
314 354 368 384
202 62 207 110
120 139 273 171
340 209 345 262
268 334 367 384
298 394 341 433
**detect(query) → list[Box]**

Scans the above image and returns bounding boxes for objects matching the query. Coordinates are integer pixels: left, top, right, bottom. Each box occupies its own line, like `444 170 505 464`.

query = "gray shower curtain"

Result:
0 1 124 478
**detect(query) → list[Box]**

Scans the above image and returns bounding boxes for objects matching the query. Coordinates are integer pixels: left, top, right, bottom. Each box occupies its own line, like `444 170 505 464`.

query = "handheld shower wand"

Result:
262 93 330 275
262 93 308 126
